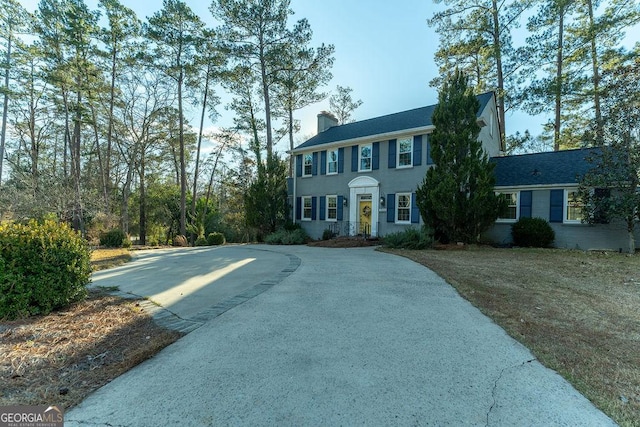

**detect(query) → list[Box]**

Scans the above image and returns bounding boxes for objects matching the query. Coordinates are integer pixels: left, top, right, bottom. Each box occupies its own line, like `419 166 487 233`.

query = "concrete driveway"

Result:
68 245 615 426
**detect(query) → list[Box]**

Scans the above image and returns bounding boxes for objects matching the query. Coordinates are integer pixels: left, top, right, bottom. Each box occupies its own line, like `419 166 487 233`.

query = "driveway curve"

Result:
68 245 614 426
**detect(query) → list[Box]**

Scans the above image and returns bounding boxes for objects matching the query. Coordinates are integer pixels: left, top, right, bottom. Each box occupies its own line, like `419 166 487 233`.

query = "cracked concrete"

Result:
67 245 616 426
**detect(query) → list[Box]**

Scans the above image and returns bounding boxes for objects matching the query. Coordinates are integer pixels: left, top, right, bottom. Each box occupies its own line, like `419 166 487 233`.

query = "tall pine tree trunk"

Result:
491 0 506 150
586 0 604 145
191 64 210 241
554 4 565 151
178 68 187 237
0 30 11 186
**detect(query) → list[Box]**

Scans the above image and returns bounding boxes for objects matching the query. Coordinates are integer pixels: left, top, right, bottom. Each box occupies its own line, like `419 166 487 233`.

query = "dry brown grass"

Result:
0 289 181 410
383 246 640 427
91 248 131 271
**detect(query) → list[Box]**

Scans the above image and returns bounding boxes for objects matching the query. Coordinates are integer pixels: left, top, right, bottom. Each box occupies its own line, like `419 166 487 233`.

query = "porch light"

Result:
343 197 348 207
379 196 385 207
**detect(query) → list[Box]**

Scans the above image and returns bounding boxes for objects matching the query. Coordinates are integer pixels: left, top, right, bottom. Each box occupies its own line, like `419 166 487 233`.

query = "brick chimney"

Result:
317 111 338 133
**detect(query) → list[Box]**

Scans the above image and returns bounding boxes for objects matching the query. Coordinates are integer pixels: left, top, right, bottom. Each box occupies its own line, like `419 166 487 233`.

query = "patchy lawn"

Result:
91 248 132 271
382 246 640 427
0 247 181 410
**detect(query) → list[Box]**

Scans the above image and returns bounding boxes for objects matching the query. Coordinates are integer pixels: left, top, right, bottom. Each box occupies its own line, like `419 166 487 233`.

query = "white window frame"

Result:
564 189 583 223
327 149 338 175
397 136 413 168
359 143 372 172
396 193 411 224
302 196 312 221
496 191 519 222
326 195 337 221
303 153 313 177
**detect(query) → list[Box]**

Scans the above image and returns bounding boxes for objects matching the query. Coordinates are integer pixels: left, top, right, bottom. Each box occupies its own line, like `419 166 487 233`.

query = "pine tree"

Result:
416 70 504 243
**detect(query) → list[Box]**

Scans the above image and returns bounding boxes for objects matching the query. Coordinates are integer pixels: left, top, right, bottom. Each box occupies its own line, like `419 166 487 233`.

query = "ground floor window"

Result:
396 193 411 223
566 190 584 222
302 196 313 220
498 192 517 220
327 195 337 220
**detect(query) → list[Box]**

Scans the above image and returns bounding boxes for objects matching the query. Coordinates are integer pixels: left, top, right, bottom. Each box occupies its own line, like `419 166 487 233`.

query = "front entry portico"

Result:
348 176 380 237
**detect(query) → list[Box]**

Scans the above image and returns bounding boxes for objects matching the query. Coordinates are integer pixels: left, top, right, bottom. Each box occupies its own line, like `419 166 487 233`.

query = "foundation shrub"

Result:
382 227 433 250
511 217 555 248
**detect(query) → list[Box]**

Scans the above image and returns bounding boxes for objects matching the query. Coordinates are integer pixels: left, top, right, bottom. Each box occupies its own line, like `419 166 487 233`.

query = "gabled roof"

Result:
294 91 495 151
491 147 601 187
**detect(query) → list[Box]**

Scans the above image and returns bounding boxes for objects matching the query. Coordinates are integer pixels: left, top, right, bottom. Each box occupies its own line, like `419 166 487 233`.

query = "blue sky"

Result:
16 0 639 152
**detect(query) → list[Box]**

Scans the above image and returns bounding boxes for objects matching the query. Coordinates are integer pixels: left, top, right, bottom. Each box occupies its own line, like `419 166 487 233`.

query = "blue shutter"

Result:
337 196 344 221
426 135 433 165
549 189 564 223
372 142 380 170
312 152 318 176
311 196 317 220
338 148 344 173
320 151 327 175
411 193 420 223
319 196 326 220
295 197 301 220
520 191 532 218
351 146 358 172
388 139 397 169
413 135 422 166
296 155 302 177
387 193 395 222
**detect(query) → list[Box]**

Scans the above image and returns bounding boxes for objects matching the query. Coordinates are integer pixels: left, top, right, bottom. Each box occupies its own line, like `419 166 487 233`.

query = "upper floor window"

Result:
397 137 413 167
360 144 372 171
303 154 313 177
396 193 411 223
566 190 583 222
327 149 338 174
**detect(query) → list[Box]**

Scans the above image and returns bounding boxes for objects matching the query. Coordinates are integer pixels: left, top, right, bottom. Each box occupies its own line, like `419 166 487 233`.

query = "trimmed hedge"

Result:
511 217 555 248
0 220 91 320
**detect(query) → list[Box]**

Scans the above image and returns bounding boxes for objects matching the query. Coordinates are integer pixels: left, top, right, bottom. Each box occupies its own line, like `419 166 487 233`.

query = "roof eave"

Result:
291 125 436 154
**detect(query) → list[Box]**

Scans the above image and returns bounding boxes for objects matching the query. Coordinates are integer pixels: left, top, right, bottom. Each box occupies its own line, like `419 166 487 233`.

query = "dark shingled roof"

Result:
491 147 601 187
294 92 495 150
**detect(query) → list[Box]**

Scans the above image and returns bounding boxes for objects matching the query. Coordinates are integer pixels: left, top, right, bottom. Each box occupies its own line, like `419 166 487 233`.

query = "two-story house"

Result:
291 92 638 251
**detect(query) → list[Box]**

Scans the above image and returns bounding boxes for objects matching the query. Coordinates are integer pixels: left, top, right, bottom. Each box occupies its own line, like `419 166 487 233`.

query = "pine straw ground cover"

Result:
382 246 640 427
0 249 181 410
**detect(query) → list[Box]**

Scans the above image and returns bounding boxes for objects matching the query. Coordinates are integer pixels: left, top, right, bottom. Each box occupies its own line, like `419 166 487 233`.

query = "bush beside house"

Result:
511 217 555 247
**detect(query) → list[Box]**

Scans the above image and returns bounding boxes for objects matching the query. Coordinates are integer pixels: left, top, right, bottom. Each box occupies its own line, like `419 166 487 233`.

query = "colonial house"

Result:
290 92 635 251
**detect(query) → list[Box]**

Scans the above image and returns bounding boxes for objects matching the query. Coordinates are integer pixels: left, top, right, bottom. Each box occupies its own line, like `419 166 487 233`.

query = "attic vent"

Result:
532 168 541 176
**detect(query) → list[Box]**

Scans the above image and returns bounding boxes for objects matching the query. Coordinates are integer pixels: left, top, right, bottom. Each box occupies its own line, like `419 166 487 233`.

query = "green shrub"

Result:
265 228 308 245
0 220 91 320
207 232 225 246
173 235 188 247
322 228 335 240
100 229 129 248
511 217 555 248
382 227 433 250
195 236 208 246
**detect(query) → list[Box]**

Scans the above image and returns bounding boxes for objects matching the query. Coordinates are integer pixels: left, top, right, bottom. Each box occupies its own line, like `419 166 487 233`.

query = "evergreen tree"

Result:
416 70 504 243
579 48 640 253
